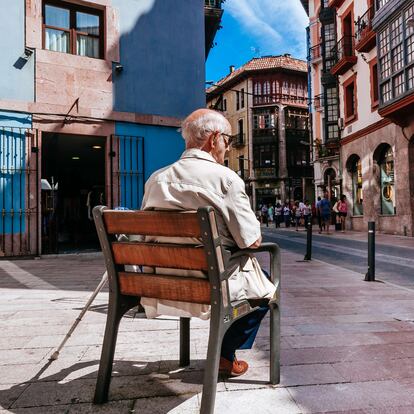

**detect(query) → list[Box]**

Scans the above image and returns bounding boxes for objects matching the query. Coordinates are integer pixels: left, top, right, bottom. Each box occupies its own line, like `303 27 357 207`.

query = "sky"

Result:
206 0 309 83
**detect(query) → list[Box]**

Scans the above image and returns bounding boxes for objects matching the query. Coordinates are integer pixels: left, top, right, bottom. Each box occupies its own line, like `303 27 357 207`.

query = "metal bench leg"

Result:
270 303 280 385
200 311 225 414
94 296 136 404
179 317 190 367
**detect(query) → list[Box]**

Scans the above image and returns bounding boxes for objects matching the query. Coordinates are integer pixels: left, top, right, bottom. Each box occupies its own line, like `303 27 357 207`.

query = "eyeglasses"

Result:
210 131 233 148
220 132 234 148
206 130 234 148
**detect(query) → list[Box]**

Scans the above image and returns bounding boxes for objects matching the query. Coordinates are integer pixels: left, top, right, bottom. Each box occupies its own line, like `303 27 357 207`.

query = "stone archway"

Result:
323 167 339 200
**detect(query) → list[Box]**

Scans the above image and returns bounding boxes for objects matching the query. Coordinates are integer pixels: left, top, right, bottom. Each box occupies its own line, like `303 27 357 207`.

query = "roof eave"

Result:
206 65 308 100
300 0 309 16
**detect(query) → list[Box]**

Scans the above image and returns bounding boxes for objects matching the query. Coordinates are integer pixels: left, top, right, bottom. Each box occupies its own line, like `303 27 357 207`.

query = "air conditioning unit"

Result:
338 117 344 130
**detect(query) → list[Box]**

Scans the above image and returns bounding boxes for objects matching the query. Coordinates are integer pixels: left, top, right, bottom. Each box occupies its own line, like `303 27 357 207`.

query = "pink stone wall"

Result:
341 122 414 236
26 0 119 117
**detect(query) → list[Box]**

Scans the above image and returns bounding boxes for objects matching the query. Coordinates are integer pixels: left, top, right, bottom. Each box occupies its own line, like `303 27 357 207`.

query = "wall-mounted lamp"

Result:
112 62 124 73
23 47 34 60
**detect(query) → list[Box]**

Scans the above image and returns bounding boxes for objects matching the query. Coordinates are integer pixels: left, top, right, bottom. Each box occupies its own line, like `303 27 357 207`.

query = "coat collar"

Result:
180 148 218 164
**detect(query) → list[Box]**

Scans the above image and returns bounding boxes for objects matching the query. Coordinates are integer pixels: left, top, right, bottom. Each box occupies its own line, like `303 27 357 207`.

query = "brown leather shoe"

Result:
219 357 249 377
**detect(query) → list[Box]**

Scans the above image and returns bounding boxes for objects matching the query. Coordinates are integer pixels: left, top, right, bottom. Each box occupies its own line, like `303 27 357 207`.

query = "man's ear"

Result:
201 132 214 152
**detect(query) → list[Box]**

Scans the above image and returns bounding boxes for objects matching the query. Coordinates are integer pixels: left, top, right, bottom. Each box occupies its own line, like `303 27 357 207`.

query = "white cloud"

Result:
225 0 308 59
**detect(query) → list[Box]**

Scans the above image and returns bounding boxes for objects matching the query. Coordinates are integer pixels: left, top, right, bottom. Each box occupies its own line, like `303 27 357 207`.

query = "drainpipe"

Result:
276 103 287 203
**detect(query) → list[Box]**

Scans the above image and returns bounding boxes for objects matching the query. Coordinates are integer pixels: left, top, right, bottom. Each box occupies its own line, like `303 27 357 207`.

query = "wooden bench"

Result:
93 205 281 414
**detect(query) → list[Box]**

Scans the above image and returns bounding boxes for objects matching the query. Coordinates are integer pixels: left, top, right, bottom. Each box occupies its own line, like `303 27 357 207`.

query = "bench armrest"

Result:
230 242 281 286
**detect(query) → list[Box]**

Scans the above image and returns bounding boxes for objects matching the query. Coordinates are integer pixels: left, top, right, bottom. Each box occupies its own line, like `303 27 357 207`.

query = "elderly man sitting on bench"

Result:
139 108 276 377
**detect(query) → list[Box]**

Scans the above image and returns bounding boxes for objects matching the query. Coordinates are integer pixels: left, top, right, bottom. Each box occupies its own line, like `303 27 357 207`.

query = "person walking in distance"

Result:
337 194 348 232
283 202 291 228
319 191 331 234
293 201 302 231
303 200 311 229
315 196 323 233
261 204 268 227
267 204 274 227
274 202 282 228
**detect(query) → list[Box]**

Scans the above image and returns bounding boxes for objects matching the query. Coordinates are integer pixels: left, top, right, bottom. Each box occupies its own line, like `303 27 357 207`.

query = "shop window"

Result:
374 144 396 215
346 155 363 215
43 1 103 59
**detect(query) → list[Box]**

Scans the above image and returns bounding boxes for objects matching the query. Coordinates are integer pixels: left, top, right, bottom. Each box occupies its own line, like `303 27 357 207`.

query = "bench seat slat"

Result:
103 210 201 237
112 242 208 271
119 272 211 304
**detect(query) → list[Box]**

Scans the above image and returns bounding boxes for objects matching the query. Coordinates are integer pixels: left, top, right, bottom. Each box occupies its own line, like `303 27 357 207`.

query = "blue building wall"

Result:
0 111 32 234
115 122 184 209
0 1 34 102
112 0 205 119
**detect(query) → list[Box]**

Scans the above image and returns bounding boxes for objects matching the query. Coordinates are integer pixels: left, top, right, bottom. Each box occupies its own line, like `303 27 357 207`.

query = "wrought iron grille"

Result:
109 134 144 210
331 35 356 65
0 128 40 257
355 6 375 44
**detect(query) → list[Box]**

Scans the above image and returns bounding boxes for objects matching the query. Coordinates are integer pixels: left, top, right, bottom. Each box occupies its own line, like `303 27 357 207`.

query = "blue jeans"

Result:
221 305 269 361
220 269 271 361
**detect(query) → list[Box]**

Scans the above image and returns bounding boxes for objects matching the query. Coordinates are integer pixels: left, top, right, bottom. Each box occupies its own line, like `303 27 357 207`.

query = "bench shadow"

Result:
0 358 227 413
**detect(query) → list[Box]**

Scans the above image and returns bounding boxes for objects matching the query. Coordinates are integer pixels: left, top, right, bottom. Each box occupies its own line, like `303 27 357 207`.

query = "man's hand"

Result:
248 236 262 249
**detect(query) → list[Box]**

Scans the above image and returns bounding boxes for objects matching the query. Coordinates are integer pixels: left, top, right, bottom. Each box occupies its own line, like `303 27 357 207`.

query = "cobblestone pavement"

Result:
1 249 414 413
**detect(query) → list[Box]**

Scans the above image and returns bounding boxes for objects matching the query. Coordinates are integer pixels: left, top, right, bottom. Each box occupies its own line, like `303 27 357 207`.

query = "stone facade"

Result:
341 121 414 235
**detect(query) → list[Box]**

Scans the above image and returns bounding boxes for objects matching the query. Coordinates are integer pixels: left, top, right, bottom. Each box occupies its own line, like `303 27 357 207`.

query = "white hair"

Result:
181 110 231 148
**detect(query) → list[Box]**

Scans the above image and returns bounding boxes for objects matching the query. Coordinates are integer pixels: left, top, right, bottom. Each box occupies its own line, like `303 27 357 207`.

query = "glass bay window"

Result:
378 2 414 105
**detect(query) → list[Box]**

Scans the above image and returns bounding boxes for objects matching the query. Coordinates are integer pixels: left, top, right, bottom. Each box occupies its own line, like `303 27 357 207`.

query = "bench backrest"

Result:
93 206 227 306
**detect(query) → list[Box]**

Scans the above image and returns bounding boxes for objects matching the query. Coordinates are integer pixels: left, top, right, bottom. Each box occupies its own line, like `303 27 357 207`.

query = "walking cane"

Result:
49 271 108 361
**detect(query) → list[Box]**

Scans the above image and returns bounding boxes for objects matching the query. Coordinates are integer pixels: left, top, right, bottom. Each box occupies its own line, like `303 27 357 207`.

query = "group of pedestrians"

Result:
258 200 312 230
315 191 348 234
259 191 349 234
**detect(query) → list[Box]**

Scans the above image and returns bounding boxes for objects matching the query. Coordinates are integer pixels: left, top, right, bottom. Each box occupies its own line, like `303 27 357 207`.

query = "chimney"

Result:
229 65 235 73
284 53 291 58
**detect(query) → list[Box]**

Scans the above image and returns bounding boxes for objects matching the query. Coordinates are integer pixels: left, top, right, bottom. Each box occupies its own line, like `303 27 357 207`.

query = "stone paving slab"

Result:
1 250 414 412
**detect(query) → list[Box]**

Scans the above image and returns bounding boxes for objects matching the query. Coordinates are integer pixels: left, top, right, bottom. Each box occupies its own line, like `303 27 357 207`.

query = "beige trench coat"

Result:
138 149 276 319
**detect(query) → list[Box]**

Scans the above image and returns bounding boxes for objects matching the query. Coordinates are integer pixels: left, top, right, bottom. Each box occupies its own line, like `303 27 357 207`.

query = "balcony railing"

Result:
355 6 376 52
253 127 278 137
204 0 223 8
232 133 246 147
308 44 322 62
253 94 307 106
314 94 324 111
204 0 223 58
315 140 340 160
254 167 277 179
330 35 357 75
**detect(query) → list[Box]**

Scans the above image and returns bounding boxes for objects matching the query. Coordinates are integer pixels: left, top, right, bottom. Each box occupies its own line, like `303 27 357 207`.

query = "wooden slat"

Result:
112 242 208 271
119 272 211 304
103 210 201 237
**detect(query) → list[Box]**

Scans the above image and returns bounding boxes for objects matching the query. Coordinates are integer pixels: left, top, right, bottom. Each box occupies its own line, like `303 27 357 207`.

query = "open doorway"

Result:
41 133 106 254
